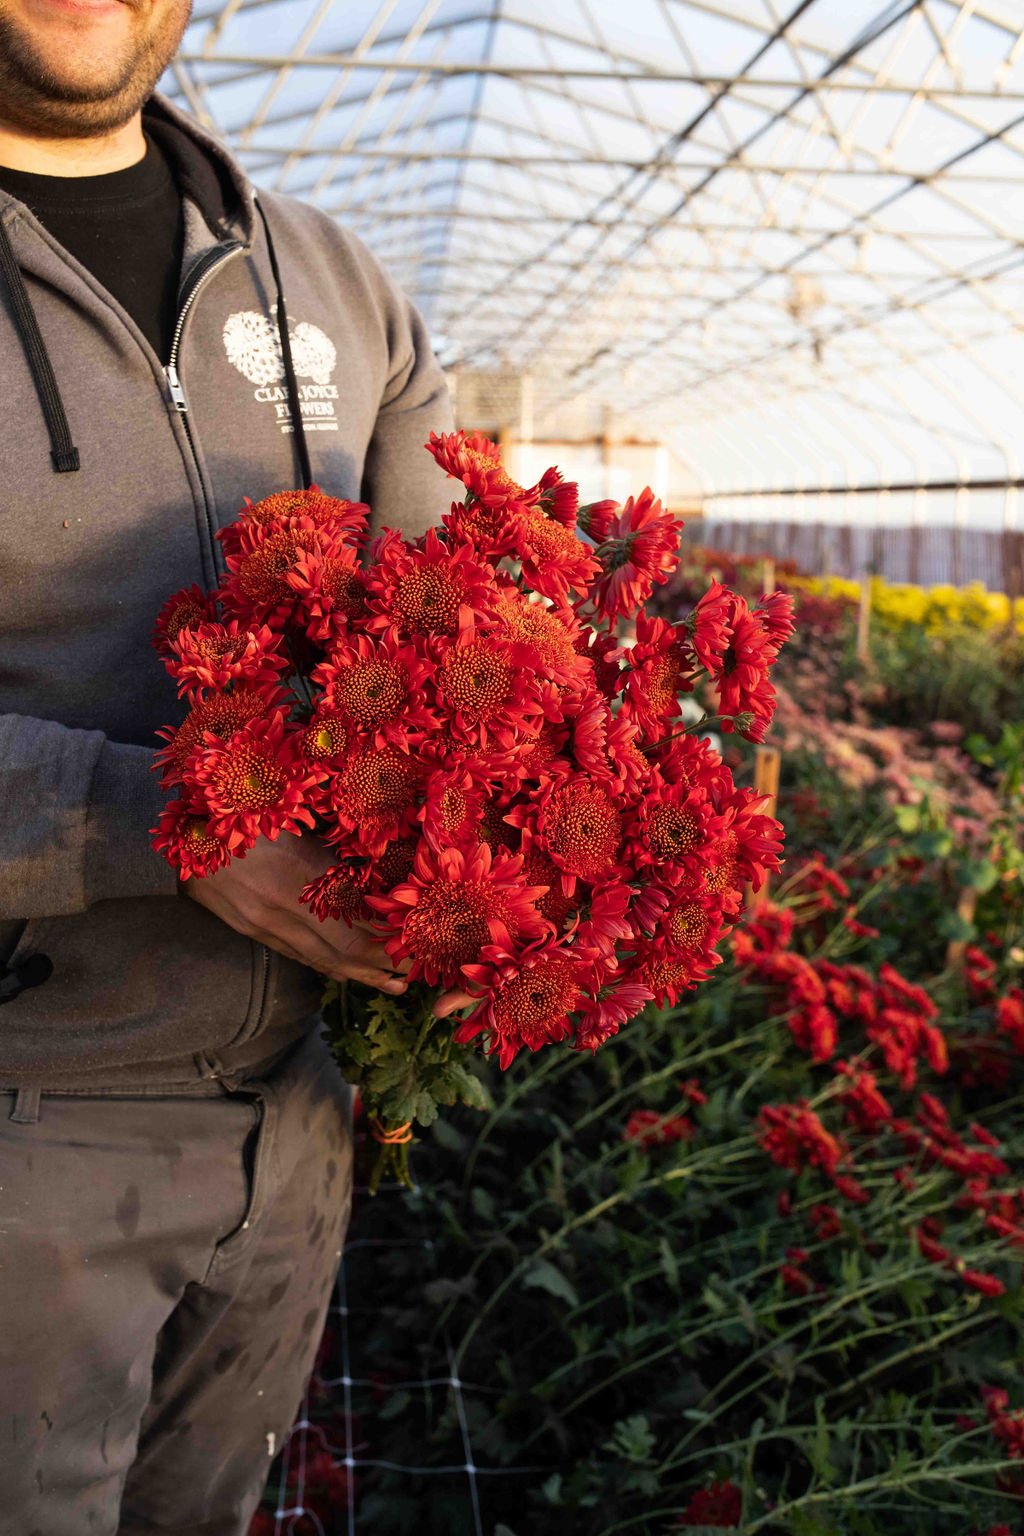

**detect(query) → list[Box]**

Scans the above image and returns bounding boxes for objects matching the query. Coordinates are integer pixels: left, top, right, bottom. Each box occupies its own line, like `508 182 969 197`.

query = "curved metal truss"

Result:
162 1 1024 528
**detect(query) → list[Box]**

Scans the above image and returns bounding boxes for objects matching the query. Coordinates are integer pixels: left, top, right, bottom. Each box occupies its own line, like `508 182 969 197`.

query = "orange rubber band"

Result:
369 1117 414 1146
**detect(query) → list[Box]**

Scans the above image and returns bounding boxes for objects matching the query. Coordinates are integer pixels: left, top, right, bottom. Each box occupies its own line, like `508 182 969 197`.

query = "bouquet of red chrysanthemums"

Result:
151 432 791 1189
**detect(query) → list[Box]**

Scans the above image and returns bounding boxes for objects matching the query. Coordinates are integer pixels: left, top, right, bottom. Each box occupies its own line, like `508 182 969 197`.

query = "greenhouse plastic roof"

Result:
162 1 1024 522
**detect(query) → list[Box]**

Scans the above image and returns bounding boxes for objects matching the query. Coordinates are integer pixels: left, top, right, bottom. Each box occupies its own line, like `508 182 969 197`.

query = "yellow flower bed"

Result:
792 573 1024 636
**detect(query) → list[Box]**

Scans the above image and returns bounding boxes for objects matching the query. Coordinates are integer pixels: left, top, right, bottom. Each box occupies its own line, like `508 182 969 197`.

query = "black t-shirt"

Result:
0 133 185 363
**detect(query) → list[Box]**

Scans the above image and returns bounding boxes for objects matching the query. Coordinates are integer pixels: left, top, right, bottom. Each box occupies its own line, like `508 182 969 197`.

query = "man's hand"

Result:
184 833 475 1014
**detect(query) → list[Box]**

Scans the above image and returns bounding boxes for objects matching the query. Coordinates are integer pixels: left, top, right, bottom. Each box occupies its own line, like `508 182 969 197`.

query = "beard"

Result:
0 1 192 137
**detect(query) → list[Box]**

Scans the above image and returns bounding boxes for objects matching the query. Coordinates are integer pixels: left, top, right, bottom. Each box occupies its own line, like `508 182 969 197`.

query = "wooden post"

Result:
761 556 775 596
746 745 782 909
856 573 872 665
945 886 978 975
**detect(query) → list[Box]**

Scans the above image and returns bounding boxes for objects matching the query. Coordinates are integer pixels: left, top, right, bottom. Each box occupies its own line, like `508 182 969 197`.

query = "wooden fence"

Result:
691 519 1024 594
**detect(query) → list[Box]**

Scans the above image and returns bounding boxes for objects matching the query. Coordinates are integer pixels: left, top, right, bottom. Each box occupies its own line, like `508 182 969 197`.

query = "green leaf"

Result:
377 1388 411 1421
430 1116 467 1153
915 829 954 859
541 1473 563 1506
893 804 920 833
960 858 1000 893
603 1414 656 1463
659 1235 680 1292
938 909 977 943
523 1260 579 1307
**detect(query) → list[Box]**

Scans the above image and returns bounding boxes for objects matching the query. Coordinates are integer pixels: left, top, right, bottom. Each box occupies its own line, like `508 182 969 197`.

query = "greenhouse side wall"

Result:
691 519 1024 592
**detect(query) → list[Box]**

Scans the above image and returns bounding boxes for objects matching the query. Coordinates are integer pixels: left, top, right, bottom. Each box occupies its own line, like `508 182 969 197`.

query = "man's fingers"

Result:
433 988 476 1019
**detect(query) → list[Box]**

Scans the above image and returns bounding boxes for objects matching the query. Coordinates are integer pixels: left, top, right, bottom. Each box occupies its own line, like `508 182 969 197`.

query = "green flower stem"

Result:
460 1020 780 1235
590 1461 1022 1536
567 1022 781 1136
827 1308 993 1399
461 1048 575 1189
656 1263 973 1474
450 1162 702 1374
435 1138 759 1340
738 1459 1023 1536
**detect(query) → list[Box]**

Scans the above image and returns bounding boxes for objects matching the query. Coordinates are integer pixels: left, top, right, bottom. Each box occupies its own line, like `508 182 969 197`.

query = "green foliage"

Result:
860 623 1024 741
322 979 492 1130
340 882 1024 1535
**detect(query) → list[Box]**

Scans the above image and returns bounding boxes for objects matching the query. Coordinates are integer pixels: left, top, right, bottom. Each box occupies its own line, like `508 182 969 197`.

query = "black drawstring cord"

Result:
254 196 313 492
0 194 310 486
0 214 80 473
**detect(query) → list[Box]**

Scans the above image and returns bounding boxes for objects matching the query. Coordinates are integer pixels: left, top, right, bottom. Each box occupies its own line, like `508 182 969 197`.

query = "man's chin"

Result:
0 0 188 136
0 78 150 136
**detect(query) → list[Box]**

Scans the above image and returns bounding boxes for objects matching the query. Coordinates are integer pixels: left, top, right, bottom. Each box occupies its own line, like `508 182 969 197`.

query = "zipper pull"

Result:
165 362 188 414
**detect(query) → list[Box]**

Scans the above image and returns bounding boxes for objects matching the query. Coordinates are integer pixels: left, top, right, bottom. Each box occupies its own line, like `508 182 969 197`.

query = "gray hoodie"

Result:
0 93 455 1089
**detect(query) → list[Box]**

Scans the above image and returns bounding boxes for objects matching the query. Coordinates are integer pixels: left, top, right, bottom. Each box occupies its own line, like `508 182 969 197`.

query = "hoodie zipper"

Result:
163 239 243 577
163 237 275 1038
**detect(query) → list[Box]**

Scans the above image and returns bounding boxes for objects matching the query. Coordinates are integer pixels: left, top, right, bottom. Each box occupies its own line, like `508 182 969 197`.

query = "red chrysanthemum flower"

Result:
285 542 368 643
324 746 422 857
755 589 797 650
300 860 371 925
576 498 619 542
677 1478 743 1528
622 1107 695 1147
419 767 488 852
219 519 349 626
166 620 290 697
299 710 350 766
455 935 590 1069
515 514 600 604
569 689 657 800
217 485 369 559
629 776 726 885
622 614 695 731
663 891 725 957
427 429 535 513
574 879 634 958
565 690 615 785
476 791 521 851
152 583 219 658
509 775 624 892
684 578 733 676
586 488 683 621
372 835 420 892
714 594 781 742
313 628 436 749
434 624 545 748
151 795 235 879
718 789 785 895
756 1101 845 1178
519 847 577 930
183 713 322 852
155 687 284 786
441 495 526 561
492 588 591 691
366 841 550 987
630 924 726 1007
574 974 653 1051
363 526 496 638
512 724 571 784
997 988 1024 1053
528 465 579 527
576 626 624 698
837 1061 893 1132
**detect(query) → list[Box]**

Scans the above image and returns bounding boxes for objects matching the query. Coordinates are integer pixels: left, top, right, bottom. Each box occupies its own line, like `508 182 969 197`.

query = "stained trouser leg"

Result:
0 1089 256 1536
119 1029 354 1536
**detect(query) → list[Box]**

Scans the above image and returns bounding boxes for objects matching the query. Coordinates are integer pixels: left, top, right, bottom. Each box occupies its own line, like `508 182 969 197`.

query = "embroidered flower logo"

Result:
223 310 337 387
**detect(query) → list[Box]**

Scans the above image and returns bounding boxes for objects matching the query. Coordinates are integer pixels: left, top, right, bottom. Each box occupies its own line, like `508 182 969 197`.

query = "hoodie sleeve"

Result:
0 714 179 919
359 272 456 545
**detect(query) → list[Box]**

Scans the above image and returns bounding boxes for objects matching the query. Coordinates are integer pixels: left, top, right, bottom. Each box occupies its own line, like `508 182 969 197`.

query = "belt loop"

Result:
9 1087 41 1124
